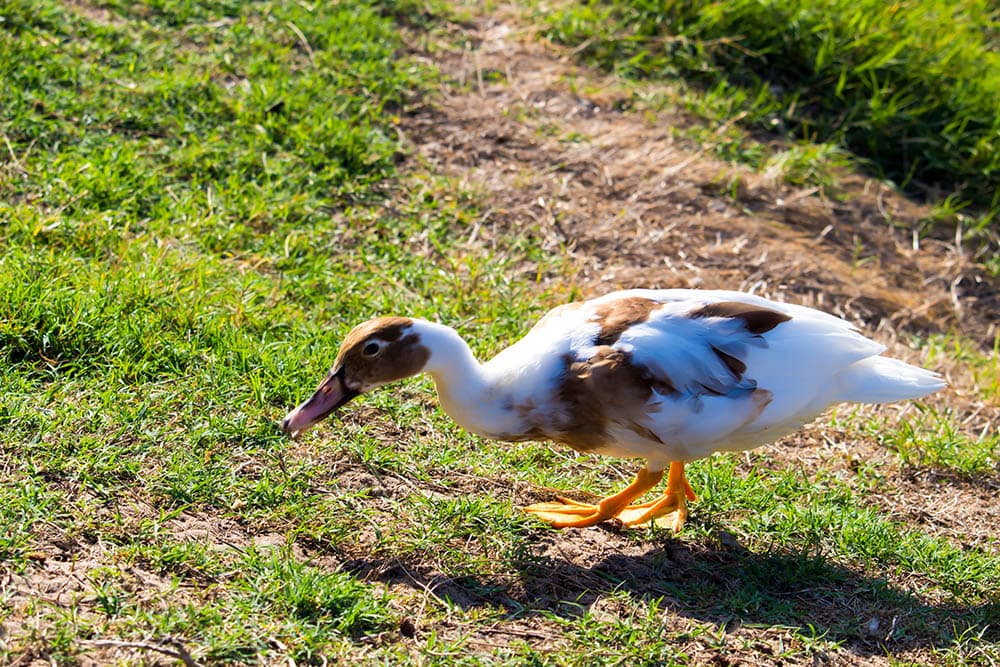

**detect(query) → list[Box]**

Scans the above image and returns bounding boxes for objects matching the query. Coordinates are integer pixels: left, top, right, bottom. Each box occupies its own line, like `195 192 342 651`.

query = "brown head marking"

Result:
334 316 430 391
281 317 431 435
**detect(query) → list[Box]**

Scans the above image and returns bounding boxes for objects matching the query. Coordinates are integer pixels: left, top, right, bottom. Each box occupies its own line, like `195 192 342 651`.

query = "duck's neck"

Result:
413 320 519 438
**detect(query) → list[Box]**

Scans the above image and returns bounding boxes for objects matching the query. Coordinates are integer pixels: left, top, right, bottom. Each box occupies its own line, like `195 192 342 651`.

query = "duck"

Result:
281 289 946 531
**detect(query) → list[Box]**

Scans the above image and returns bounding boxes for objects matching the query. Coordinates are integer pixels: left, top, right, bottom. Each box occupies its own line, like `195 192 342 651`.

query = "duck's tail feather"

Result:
832 356 946 404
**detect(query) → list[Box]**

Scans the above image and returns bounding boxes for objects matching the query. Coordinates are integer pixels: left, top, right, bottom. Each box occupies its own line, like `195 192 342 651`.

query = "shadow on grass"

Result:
345 529 999 656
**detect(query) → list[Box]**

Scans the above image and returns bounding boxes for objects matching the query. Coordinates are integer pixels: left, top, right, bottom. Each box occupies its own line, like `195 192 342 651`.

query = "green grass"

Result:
26 546 394 663
866 407 1000 475
543 0 1000 228
2 0 999 664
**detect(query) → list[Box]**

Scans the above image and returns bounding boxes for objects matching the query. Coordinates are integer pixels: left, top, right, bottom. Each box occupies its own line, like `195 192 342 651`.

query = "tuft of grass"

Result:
244 549 393 639
867 408 1000 476
543 0 1000 221
0 478 65 565
924 334 1000 405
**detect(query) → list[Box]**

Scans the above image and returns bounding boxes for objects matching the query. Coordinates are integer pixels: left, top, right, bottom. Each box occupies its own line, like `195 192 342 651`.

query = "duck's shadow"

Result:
345 527 999 656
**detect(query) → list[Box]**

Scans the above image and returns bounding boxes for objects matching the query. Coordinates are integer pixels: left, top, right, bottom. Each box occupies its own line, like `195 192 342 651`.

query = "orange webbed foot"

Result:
523 468 664 528
613 462 695 532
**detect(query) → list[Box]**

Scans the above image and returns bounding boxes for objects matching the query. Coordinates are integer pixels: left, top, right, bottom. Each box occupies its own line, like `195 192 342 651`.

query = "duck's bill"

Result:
281 368 359 436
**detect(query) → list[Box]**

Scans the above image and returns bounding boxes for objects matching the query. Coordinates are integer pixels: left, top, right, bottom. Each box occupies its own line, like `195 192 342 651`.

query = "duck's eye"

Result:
362 341 381 357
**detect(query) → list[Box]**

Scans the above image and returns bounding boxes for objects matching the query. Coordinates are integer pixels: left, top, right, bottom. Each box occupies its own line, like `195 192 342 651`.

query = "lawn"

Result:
1 0 998 665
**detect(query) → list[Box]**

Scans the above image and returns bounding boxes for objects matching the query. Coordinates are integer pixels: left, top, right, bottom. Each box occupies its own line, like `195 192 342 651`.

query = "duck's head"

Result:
281 317 430 436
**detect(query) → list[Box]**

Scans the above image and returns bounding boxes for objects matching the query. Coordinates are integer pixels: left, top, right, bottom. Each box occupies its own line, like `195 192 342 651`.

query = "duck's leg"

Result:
523 467 664 528
613 462 696 532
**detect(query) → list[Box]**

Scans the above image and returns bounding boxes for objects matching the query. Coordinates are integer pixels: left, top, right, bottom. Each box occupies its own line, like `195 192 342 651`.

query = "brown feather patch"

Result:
690 301 791 334
747 388 774 423
554 347 659 452
592 296 662 346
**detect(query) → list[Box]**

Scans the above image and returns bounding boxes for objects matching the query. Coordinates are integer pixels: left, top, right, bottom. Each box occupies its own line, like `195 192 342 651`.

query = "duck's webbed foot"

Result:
613 461 696 532
524 468 664 528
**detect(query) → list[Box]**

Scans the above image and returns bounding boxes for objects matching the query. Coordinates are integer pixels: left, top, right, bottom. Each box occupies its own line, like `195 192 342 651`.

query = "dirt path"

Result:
401 9 998 347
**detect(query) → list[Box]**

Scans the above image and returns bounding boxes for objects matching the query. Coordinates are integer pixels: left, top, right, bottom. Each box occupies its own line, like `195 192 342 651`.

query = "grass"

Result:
2 0 999 665
867 407 1000 475
542 0 1000 232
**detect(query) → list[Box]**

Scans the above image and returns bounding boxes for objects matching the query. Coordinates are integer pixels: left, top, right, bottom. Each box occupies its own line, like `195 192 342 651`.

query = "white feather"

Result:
829 355 946 404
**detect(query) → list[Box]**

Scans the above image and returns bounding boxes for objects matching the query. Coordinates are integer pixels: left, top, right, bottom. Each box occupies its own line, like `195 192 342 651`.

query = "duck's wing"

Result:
620 292 897 394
